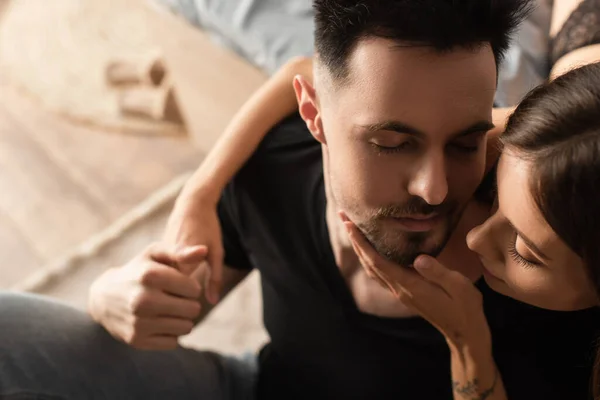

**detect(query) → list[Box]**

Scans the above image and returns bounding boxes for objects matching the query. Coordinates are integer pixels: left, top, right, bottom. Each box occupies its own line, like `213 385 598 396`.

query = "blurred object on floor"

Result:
118 84 184 124
106 56 167 87
0 72 202 288
144 0 268 148
0 0 183 135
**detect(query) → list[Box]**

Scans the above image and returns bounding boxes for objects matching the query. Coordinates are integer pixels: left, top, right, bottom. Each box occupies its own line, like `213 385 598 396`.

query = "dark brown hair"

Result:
500 61 600 398
313 0 533 81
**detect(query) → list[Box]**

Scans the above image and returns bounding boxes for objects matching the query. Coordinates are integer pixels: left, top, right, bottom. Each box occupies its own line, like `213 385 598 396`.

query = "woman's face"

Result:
466 151 598 311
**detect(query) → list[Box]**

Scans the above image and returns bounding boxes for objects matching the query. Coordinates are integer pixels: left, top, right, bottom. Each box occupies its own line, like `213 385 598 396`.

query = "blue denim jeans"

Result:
0 292 257 400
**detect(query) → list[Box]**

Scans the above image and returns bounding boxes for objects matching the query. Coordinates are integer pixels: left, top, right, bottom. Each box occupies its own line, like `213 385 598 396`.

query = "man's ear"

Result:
293 75 326 144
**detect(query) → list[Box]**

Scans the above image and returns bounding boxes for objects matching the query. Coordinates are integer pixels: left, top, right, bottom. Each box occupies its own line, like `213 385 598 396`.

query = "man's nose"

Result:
407 152 448 205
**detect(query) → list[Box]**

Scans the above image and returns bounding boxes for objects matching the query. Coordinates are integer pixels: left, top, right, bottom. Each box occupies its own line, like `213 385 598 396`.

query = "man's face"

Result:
315 39 496 266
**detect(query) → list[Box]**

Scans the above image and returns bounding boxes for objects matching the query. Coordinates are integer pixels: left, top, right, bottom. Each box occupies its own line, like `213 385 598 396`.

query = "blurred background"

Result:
0 0 318 355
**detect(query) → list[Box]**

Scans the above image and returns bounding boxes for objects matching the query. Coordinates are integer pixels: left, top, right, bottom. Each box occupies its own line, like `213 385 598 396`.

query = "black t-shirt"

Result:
218 113 600 400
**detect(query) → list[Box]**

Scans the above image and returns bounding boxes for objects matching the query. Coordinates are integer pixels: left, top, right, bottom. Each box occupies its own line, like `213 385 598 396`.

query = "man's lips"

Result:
389 214 442 232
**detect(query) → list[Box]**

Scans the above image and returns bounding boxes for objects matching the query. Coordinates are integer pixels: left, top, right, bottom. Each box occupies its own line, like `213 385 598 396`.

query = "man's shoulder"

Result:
234 112 323 188
218 113 328 272
249 112 317 164
224 111 324 220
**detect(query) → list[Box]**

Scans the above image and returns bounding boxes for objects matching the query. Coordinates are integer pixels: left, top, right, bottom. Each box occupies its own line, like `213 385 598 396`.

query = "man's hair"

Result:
314 0 533 81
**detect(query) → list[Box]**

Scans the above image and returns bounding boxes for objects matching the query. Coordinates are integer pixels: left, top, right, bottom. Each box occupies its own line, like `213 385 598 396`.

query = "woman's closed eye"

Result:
508 235 541 269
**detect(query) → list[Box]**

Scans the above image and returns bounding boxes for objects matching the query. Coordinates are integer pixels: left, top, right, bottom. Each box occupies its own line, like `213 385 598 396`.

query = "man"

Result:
4 1 592 399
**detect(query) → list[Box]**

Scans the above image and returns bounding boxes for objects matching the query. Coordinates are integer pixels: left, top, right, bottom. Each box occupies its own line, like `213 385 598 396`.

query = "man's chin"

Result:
370 227 451 266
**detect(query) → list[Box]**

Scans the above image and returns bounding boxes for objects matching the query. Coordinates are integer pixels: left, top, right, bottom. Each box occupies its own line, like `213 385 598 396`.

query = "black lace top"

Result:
550 0 600 67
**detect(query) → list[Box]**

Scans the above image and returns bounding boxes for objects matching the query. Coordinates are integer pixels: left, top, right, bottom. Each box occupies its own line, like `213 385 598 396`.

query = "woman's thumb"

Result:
175 245 208 275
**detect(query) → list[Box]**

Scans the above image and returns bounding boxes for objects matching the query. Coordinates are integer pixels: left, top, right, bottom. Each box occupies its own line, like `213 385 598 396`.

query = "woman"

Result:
342 61 600 400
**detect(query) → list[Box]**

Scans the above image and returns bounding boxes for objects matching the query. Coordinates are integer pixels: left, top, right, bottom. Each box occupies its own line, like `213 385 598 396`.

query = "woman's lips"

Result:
479 259 503 281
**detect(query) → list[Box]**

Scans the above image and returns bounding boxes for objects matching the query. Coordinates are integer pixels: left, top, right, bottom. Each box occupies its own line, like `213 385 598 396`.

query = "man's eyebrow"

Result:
358 120 495 138
359 121 424 137
452 121 496 138
507 220 552 262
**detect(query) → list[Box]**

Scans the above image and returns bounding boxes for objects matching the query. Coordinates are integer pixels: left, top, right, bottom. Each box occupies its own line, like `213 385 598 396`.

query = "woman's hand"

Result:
341 213 490 351
343 214 506 399
164 194 223 305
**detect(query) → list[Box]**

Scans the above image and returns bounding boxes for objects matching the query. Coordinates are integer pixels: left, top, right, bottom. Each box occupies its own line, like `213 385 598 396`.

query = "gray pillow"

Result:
155 0 314 75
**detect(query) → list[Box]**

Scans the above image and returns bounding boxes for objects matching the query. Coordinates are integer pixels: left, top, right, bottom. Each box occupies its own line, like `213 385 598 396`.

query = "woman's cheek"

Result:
504 265 561 306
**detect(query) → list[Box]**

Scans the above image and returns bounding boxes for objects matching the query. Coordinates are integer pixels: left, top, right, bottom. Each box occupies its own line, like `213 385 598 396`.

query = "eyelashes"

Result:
507 235 538 269
370 142 479 155
370 142 412 154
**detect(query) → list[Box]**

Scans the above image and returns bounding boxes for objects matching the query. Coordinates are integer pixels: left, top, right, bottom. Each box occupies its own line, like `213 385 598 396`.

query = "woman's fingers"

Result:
341 216 427 300
175 245 209 276
413 255 472 297
342 220 401 297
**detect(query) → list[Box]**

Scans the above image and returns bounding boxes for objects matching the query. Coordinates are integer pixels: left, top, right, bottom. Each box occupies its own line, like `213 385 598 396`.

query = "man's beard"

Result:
358 196 464 266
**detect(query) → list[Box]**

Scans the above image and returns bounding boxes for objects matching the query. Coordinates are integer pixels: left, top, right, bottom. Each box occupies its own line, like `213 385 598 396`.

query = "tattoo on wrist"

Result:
452 368 498 400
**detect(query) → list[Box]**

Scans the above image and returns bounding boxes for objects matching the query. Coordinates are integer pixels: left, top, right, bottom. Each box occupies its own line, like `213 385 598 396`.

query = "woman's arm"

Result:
164 56 313 302
165 56 313 246
175 56 313 208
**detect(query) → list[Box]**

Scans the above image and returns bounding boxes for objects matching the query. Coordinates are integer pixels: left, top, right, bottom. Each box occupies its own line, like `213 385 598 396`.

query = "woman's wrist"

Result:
448 337 502 400
449 333 493 374
179 165 226 208
166 176 221 241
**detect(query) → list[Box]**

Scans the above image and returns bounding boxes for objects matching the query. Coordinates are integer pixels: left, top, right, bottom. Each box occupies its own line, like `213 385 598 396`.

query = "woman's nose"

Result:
466 212 501 261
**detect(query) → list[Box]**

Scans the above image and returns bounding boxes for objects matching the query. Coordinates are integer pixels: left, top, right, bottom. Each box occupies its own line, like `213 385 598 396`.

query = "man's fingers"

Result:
204 248 224 305
140 263 201 299
133 291 201 320
136 336 179 351
141 317 195 336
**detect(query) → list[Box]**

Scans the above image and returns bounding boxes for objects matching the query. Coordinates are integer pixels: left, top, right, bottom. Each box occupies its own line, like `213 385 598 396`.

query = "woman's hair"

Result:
500 61 600 398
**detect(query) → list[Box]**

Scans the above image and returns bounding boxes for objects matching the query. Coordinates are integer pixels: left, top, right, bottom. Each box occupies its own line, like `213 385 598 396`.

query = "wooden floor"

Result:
0 73 204 288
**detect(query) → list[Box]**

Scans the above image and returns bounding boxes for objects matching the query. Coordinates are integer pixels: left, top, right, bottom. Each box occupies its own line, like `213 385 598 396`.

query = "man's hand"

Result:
88 243 206 350
164 196 224 305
